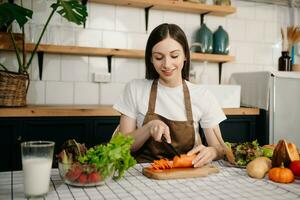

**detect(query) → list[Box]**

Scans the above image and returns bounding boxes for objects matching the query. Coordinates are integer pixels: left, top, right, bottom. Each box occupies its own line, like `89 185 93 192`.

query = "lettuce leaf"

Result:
227 140 263 166
78 133 136 179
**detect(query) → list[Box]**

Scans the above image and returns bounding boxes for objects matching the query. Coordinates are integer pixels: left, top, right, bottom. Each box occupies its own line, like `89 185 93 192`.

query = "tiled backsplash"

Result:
4 0 295 105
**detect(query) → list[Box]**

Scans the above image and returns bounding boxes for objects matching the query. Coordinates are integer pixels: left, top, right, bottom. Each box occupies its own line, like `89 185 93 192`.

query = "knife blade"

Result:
161 136 181 157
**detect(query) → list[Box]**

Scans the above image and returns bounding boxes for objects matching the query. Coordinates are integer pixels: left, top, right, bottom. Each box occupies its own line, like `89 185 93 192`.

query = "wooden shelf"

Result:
0 43 234 63
90 0 236 16
0 105 259 117
27 44 145 58
191 53 234 63
0 1 236 83
223 108 260 116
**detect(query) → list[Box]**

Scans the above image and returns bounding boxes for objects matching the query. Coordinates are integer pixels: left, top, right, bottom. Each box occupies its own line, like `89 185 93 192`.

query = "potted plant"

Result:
0 0 88 107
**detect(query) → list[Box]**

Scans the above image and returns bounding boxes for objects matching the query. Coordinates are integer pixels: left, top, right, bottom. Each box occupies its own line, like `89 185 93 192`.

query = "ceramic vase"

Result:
184 0 206 3
193 23 213 53
213 0 231 6
213 26 229 55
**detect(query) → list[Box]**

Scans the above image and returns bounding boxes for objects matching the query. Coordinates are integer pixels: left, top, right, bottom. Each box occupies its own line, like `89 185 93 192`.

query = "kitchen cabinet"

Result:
0 119 20 172
0 116 119 172
220 115 256 143
92 117 121 146
198 115 258 146
0 106 261 171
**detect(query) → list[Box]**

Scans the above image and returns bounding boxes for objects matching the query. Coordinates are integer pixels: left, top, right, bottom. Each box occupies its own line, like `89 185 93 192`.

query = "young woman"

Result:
113 23 227 167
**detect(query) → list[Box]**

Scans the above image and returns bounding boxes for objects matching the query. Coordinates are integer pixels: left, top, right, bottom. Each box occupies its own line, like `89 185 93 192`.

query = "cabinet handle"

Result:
17 136 22 141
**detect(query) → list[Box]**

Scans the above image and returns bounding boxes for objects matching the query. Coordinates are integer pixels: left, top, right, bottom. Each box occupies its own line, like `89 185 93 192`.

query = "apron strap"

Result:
147 79 193 122
147 79 158 114
182 80 193 122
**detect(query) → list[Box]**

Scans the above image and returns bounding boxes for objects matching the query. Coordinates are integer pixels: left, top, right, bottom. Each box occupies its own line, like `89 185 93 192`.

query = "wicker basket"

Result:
0 70 29 107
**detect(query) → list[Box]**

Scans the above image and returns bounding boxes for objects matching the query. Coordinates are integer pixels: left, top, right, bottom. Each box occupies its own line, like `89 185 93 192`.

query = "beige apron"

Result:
135 79 200 163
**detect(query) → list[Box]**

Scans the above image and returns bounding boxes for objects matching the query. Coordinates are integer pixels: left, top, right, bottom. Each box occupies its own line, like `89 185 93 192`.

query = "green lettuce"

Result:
227 140 263 166
78 133 136 179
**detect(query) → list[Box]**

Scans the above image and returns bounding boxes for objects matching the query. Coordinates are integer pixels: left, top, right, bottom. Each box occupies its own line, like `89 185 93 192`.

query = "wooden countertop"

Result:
0 105 259 117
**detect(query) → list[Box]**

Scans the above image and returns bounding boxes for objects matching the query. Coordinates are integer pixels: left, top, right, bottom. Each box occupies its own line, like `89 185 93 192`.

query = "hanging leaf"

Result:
0 0 88 74
51 0 88 26
0 3 33 29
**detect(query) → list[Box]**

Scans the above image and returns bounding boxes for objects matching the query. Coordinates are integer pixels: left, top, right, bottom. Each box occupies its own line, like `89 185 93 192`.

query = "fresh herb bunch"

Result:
226 140 263 166
78 133 136 179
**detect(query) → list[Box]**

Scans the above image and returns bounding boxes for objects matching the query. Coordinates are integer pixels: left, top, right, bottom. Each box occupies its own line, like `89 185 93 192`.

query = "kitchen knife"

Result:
161 136 181 157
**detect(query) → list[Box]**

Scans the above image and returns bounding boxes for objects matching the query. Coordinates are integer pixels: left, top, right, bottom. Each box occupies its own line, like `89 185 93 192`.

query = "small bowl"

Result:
58 162 114 187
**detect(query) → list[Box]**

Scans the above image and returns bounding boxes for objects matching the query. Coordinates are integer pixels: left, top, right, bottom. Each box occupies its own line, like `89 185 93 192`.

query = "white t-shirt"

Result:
113 79 226 144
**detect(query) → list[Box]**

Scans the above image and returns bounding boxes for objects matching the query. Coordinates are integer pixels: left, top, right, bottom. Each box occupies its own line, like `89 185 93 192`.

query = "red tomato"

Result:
78 174 88 184
289 160 300 176
65 164 82 181
87 172 101 183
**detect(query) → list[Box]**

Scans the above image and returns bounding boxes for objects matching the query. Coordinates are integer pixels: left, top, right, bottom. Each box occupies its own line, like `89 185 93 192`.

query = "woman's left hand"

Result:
187 145 218 168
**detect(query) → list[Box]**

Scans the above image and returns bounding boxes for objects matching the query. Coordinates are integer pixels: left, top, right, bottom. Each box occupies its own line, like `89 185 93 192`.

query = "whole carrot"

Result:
173 154 197 168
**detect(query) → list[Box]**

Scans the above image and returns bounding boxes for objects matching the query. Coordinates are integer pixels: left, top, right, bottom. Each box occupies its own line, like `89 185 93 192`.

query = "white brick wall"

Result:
74 82 99 104
7 0 295 105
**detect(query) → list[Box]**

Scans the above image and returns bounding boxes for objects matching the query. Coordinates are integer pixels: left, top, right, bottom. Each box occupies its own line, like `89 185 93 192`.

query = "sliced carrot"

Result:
148 154 196 171
149 158 172 170
173 154 197 168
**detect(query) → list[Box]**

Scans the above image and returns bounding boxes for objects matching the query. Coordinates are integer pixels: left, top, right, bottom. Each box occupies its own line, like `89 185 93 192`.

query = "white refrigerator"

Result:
230 71 300 146
269 72 300 147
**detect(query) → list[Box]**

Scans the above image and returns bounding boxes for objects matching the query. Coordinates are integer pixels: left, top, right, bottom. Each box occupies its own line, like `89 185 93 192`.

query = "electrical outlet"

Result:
93 73 111 83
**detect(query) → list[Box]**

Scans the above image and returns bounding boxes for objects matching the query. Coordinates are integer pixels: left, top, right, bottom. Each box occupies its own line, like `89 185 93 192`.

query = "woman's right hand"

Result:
147 120 171 143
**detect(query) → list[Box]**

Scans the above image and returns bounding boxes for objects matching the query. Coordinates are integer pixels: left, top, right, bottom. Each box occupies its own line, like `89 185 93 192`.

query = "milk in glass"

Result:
22 157 52 196
21 141 55 198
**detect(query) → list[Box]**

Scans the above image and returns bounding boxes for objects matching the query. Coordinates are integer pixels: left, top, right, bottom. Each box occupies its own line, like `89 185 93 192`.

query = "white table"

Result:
1 161 299 200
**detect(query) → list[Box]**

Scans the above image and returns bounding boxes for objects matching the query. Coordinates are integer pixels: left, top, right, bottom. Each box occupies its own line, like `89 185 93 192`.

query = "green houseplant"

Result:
0 0 88 106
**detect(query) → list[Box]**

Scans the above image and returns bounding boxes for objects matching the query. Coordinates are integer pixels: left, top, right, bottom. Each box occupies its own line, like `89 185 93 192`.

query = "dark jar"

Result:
278 51 292 71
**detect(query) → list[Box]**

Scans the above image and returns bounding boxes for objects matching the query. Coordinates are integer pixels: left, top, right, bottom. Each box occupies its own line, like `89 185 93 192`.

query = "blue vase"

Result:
213 26 229 55
194 24 213 53
213 0 231 6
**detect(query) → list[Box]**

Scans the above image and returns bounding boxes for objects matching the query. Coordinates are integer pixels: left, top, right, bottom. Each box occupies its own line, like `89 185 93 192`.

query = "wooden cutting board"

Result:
143 165 219 180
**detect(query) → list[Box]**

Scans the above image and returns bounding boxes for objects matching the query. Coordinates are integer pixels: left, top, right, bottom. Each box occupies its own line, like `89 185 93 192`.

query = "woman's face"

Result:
151 36 186 87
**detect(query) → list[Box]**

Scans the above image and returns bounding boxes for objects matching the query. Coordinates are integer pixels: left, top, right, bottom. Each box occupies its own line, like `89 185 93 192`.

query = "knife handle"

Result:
161 135 168 143
161 135 180 157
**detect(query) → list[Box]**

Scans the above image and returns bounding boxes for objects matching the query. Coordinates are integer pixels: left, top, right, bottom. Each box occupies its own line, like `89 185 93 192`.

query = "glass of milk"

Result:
21 141 55 198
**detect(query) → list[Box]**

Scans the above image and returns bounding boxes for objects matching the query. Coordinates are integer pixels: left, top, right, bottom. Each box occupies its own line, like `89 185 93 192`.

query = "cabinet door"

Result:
0 119 21 172
15 117 90 170
220 116 256 143
92 117 120 146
